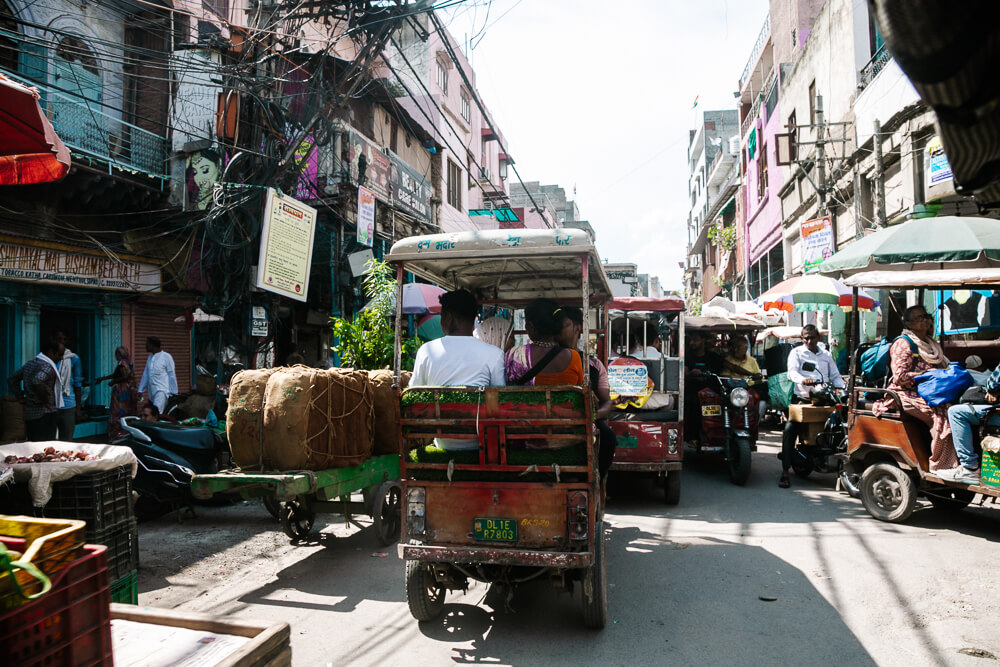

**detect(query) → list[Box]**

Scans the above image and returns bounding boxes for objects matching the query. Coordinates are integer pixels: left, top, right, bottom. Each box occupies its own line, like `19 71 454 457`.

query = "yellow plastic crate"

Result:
0 515 86 611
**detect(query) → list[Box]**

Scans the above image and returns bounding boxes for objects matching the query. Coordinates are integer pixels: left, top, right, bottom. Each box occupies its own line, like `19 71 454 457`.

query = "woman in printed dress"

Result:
505 298 584 386
97 346 138 441
873 305 959 470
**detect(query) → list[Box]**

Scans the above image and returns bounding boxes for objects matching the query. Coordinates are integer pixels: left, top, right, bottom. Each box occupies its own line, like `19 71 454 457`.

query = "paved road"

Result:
139 433 1000 666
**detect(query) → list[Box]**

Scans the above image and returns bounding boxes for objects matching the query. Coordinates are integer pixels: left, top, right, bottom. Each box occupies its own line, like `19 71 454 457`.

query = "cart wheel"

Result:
263 496 280 520
727 437 752 486
582 520 607 629
280 496 315 540
791 451 813 479
664 472 681 505
926 486 975 512
372 481 402 546
860 463 917 523
405 560 445 622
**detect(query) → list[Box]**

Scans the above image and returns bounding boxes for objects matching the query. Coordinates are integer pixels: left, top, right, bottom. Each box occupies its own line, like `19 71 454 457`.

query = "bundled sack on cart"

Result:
230 367 375 471
365 370 411 455
227 368 280 470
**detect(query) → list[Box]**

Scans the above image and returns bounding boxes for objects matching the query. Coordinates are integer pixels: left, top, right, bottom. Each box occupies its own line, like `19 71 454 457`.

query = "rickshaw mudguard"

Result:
847 412 929 471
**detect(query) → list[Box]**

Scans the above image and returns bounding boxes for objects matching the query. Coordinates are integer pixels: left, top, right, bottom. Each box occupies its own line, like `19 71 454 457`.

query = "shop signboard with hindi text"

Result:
0 237 161 291
800 216 834 273
256 188 317 302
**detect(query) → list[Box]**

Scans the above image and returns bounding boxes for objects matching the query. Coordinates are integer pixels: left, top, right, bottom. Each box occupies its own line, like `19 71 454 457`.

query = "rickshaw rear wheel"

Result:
728 437 752 486
582 520 608 629
926 486 975 512
664 472 681 505
372 481 402 546
791 451 813 479
405 560 446 622
860 463 916 522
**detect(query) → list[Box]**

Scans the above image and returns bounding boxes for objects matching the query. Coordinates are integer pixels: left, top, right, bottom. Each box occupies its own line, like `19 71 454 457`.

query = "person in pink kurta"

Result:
872 305 959 470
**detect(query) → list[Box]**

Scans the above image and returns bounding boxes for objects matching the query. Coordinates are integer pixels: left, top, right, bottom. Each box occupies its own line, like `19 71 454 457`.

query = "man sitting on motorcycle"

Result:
942 364 1000 485
779 325 846 488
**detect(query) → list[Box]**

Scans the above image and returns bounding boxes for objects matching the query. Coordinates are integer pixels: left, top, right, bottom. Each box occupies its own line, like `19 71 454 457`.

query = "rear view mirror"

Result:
801 361 817 372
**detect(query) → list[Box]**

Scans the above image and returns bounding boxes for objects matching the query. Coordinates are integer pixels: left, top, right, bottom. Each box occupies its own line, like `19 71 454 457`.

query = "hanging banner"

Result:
347 130 391 202
800 216 834 273
357 185 376 247
256 188 317 302
389 151 431 223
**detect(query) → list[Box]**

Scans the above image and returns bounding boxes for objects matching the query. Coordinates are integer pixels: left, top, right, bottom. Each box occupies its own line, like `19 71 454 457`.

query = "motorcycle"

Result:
695 372 763 486
786 383 860 497
118 415 225 517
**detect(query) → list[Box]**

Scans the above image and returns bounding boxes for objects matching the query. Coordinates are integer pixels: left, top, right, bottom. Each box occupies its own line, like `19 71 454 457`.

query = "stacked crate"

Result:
39 466 138 604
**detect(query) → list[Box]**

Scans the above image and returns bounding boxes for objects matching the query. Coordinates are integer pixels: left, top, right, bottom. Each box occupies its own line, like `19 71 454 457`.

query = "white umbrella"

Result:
173 308 224 324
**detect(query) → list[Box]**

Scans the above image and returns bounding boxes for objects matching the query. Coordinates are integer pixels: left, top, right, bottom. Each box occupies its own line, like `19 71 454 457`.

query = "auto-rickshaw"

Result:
684 315 766 484
605 297 685 503
386 228 614 628
840 270 1000 522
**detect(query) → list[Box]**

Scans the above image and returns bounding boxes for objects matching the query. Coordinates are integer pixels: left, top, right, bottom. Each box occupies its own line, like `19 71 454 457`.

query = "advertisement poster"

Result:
607 357 653 398
357 185 376 247
928 136 954 185
800 216 834 272
936 289 1000 334
292 135 319 201
347 130 391 202
389 151 431 223
256 188 317 302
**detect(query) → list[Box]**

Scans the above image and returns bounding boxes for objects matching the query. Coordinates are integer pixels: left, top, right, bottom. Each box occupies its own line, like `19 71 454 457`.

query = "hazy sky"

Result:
439 0 769 291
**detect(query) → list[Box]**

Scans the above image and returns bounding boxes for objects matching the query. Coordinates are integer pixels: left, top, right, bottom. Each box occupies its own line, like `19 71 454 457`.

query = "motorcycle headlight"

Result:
730 387 750 408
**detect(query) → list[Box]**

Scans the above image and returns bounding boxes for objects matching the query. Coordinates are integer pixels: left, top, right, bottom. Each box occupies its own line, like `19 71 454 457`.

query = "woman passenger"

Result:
722 336 761 378
872 305 959 470
505 298 584 386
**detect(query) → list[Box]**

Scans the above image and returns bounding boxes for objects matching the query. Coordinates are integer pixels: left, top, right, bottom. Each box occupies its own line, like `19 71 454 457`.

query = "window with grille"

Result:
460 89 470 122
447 159 462 211
436 59 448 93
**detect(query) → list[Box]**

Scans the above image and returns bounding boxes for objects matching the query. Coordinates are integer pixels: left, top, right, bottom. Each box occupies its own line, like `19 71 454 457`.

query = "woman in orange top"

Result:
505 298 584 386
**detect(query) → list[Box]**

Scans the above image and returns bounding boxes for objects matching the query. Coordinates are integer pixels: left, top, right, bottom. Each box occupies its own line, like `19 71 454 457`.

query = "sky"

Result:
438 0 770 292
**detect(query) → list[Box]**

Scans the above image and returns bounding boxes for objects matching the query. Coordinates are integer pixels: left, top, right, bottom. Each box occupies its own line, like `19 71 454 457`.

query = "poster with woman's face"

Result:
937 289 1000 334
185 149 221 211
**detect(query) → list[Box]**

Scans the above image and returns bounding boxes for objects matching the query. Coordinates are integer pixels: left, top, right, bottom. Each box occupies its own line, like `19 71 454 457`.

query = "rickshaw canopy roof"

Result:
385 228 613 302
684 315 764 333
608 297 685 312
842 267 1000 288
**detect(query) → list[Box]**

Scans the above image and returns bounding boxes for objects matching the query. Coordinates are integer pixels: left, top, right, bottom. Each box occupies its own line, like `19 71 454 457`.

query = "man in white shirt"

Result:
411 289 505 451
779 324 846 488
138 336 179 412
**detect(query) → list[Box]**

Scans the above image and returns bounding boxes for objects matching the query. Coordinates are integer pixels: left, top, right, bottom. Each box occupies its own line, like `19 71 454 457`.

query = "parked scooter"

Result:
118 415 223 517
695 373 763 485
786 383 860 497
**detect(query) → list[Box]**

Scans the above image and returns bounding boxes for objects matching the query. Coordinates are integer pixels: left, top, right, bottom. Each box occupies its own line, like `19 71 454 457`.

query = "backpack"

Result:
859 335 918 387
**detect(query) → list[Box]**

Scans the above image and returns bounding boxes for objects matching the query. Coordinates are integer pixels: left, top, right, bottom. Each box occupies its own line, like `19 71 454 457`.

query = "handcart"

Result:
190 454 401 543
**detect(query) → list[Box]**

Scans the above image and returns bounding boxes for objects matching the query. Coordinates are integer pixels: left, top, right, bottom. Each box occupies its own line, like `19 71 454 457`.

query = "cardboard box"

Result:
789 404 836 423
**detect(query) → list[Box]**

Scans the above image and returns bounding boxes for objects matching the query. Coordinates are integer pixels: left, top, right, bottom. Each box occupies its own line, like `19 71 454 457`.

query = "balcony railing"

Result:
858 44 892 92
739 15 771 91
7 71 168 179
741 67 776 138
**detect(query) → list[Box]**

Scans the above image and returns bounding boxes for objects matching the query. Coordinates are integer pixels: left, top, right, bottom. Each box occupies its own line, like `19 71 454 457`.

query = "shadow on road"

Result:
413 523 875 665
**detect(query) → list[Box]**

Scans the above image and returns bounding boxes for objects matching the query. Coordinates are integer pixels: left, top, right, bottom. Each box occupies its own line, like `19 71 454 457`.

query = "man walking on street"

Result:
138 336 178 413
6 337 66 441
53 331 84 441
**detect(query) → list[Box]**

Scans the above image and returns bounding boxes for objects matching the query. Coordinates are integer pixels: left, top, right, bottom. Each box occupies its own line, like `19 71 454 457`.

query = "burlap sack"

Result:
227 368 279 469
261 367 375 470
1 395 25 444
366 370 410 455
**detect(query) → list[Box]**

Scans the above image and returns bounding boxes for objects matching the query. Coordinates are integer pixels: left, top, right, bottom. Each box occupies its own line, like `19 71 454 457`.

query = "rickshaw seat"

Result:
608 409 679 422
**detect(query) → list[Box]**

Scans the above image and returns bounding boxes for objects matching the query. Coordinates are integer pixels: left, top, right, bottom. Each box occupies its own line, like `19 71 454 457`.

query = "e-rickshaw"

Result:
387 228 614 628
605 297 685 504
685 315 766 485
841 269 1000 522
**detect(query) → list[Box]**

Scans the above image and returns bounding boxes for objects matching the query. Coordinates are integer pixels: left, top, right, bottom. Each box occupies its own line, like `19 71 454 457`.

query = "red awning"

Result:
0 73 71 185
608 297 686 312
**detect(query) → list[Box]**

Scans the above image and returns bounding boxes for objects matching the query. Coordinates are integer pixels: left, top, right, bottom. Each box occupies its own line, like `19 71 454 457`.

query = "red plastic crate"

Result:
0 544 113 667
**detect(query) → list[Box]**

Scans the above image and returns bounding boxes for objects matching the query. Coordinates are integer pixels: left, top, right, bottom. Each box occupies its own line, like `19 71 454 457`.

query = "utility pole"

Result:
816 94 827 215
873 118 887 227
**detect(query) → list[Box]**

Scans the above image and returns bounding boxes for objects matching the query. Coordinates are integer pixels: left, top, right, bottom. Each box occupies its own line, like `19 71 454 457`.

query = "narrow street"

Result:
138 432 1000 666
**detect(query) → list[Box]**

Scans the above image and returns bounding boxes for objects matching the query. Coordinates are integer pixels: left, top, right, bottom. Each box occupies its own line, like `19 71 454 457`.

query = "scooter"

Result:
695 372 763 486
786 383 860 497
118 416 223 517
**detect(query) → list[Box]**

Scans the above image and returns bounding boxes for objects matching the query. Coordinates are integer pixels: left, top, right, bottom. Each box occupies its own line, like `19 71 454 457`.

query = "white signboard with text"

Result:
256 188 317 302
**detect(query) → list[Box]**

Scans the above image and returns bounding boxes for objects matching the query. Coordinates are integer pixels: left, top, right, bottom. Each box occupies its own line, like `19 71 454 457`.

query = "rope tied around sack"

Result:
301 370 375 467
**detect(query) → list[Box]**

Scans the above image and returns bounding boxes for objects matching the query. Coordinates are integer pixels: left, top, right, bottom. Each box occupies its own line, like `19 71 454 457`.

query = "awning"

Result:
0 74 71 185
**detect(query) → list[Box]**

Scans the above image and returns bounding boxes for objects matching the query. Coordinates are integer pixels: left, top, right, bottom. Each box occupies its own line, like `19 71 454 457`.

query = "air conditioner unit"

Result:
728 136 740 154
479 166 491 180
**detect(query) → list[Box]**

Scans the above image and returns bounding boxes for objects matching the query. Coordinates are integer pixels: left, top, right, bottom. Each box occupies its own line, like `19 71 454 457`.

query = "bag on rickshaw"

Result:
915 362 975 407
768 372 795 411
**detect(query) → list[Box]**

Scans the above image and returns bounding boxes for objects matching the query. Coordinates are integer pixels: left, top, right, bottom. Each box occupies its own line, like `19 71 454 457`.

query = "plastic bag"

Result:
768 372 795 411
914 362 975 407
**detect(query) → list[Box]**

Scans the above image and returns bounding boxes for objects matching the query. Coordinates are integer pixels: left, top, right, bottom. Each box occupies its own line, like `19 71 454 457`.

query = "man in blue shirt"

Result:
943 365 1000 484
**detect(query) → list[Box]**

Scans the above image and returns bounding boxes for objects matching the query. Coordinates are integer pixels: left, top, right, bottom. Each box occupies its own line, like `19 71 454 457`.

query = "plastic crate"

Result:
0 544 112 667
87 519 137 582
982 450 1000 487
110 570 137 605
42 466 133 531
0 515 85 611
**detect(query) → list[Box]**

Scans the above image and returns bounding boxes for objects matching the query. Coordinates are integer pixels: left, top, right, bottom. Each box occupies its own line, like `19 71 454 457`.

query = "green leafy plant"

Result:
686 290 703 316
331 258 422 370
707 223 737 252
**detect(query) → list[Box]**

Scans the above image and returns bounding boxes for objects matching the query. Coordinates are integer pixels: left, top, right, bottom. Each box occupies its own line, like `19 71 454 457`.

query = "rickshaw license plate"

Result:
473 518 517 542
701 405 722 416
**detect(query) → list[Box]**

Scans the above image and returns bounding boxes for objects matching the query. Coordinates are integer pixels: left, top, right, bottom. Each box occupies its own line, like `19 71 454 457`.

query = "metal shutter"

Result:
133 306 193 394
